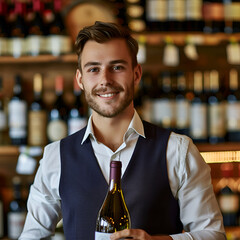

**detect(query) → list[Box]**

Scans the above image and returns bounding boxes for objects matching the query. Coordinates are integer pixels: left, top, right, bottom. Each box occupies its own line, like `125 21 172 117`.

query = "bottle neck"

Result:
109 161 122 191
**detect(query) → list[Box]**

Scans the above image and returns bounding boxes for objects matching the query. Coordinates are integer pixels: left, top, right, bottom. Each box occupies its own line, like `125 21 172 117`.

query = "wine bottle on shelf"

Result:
0 190 4 238
26 0 46 56
207 70 226 143
202 0 225 33
95 161 131 238
28 73 47 146
68 78 87 136
231 0 240 33
216 163 239 227
125 0 146 33
190 71 208 143
47 75 68 143
0 77 8 146
0 0 9 56
8 0 27 58
8 75 27 146
145 0 168 32
185 0 204 32
175 71 190 136
46 0 72 56
7 176 27 240
167 0 186 31
152 72 175 130
226 69 240 142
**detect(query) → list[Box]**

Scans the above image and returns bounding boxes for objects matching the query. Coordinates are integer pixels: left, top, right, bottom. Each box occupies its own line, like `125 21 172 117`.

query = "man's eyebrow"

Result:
109 59 128 65
83 62 101 69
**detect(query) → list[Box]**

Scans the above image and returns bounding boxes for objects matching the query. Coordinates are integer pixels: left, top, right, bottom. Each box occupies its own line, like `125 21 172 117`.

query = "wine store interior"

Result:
1 0 240 239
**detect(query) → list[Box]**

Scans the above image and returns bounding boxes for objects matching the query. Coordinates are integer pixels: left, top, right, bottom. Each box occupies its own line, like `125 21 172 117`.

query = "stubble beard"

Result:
82 82 134 118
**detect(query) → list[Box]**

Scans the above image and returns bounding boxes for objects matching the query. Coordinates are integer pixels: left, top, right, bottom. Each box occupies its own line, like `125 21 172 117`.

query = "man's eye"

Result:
89 68 99 72
112 65 124 71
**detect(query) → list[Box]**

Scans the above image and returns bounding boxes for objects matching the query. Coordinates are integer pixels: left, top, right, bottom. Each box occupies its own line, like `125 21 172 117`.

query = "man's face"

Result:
76 38 141 118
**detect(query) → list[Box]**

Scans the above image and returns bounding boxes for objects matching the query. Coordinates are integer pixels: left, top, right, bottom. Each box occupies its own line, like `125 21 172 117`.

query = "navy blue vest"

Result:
59 121 183 239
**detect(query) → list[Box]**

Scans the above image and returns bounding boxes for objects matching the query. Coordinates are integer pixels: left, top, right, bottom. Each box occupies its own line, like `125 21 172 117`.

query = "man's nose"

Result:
100 69 113 85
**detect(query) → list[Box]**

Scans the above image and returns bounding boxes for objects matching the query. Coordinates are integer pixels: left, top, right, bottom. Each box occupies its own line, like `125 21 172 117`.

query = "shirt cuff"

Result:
170 232 193 240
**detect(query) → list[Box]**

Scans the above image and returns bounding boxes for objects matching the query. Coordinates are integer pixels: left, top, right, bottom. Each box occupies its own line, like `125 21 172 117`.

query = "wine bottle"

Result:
0 77 8 145
175 71 190 136
0 0 8 56
185 0 204 32
28 73 47 146
152 72 175 130
207 70 226 143
167 0 186 31
47 75 68 142
7 176 27 240
0 190 4 238
8 0 27 58
8 75 27 145
202 0 224 33
146 0 168 32
226 69 240 141
216 163 239 227
67 78 87 136
231 0 240 33
26 0 46 56
46 0 72 56
190 71 208 142
95 161 131 239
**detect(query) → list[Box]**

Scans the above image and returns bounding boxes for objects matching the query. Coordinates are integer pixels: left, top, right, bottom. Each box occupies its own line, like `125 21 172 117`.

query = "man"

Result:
19 21 226 240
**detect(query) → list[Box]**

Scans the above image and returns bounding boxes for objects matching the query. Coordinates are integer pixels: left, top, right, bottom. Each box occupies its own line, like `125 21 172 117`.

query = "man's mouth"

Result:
98 92 118 98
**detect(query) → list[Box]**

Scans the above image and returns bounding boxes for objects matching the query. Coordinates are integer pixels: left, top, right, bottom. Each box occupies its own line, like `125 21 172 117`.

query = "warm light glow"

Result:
201 151 240 163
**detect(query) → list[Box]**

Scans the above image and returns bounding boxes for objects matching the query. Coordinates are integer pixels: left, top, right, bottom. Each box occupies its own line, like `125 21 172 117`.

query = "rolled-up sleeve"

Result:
167 133 226 240
19 141 62 240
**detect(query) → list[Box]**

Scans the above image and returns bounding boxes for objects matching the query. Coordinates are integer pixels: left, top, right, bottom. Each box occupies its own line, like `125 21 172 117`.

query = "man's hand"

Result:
110 229 173 240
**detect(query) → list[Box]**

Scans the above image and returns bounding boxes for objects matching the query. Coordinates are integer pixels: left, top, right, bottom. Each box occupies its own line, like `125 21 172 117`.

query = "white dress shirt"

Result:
19 111 226 240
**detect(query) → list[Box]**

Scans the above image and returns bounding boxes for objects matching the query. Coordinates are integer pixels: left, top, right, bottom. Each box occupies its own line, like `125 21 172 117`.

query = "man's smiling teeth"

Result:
99 93 116 98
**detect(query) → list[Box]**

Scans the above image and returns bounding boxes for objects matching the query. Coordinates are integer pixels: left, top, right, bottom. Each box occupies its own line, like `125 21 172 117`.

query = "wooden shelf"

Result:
196 142 240 152
134 32 240 46
0 54 77 64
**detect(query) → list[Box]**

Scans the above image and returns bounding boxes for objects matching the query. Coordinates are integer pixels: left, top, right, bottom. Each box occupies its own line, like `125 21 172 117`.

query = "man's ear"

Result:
76 69 83 90
134 64 142 87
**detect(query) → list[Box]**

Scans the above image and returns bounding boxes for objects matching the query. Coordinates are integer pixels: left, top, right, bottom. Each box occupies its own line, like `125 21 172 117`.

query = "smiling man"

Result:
19 21 226 240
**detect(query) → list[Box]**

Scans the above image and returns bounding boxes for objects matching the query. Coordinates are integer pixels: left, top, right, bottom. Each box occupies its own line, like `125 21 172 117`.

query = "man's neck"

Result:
92 109 134 152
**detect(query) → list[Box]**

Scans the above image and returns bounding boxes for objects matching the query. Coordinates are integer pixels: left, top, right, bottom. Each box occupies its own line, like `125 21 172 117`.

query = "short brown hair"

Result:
75 21 139 71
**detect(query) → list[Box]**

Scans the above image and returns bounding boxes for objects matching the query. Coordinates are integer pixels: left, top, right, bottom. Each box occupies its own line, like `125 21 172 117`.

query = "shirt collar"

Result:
81 110 145 144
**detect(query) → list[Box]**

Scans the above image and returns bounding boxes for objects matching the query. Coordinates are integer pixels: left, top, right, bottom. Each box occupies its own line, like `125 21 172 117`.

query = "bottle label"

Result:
47 119 67 142
28 111 47 146
186 0 202 19
146 0 167 21
226 102 240 131
209 103 226 137
176 99 190 128
8 212 26 239
95 232 111 240
0 37 9 56
190 104 207 139
168 0 185 20
219 195 239 213
8 100 27 128
152 99 174 128
231 3 240 20
9 38 26 58
27 35 46 56
47 35 72 56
